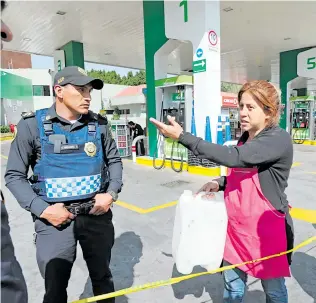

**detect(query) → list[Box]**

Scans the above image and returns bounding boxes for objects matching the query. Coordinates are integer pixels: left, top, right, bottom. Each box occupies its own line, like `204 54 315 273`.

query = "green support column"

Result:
60 41 85 69
143 0 168 157
279 46 312 130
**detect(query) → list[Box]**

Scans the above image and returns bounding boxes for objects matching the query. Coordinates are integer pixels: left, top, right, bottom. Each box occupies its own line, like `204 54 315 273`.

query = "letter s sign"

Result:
307 57 316 70
297 48 316 78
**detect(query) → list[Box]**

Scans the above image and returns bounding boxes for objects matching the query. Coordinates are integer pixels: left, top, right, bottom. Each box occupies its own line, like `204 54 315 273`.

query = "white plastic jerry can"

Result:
172 190 228 275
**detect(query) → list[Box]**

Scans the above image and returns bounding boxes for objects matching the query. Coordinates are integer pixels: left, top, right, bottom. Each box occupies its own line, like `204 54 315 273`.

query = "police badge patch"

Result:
84 142 97 157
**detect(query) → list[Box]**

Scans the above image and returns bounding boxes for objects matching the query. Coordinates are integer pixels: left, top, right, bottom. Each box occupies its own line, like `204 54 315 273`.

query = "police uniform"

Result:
4 66 123 303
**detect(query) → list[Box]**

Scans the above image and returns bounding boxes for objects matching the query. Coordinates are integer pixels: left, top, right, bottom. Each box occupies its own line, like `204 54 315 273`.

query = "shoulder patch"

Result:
21 111 35 119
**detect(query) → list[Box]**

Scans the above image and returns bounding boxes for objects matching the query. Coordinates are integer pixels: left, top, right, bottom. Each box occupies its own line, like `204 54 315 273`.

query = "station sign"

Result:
193 59 206 73
297 48 316 79
222 96 238 108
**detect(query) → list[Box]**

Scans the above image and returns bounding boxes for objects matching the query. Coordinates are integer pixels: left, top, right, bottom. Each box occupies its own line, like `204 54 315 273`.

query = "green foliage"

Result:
88 69 242 95
112 106 120 120
221 81 243 94
88 69 146 86
0 125 10 133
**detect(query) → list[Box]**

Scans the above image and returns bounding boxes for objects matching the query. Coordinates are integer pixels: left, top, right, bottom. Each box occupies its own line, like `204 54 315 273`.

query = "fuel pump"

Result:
153 89 166 170
292 109 309 128
291 99 311 144
153 92 186 171
164 101 186 172
313 108 316 140
162 103 185 126
152 78 192 172
157 103 186 172
162 107 178 124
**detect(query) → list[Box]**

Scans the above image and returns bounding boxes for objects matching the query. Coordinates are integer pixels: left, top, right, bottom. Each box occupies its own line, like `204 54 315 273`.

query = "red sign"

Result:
208 30 218 46
222 96 238 108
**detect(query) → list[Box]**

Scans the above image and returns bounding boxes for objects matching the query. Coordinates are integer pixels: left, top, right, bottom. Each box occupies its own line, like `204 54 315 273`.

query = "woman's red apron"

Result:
223 148 290 279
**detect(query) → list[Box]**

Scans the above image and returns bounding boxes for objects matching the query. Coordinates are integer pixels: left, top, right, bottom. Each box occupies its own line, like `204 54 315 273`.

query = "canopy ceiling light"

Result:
56 11 66 16
223 7 233 12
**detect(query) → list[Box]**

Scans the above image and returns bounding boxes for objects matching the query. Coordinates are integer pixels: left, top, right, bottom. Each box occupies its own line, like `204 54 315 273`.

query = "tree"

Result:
112 106 120 120
87 69 146 86
221 81 242 93
135 70 146 84
89 69 242 93
121 75 128 85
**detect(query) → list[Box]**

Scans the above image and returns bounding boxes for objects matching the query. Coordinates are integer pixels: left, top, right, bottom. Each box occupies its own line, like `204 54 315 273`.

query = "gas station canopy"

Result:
3 1 316 83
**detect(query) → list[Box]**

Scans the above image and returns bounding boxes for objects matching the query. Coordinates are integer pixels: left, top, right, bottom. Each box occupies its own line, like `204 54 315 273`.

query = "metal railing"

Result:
132 135 147 162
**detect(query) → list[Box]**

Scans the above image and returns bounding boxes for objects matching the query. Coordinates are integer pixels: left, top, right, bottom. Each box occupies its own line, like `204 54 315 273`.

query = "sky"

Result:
31 54 138 76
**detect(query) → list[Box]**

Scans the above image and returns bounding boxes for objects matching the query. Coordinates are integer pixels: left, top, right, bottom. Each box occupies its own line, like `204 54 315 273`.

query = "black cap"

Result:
54 66 104 90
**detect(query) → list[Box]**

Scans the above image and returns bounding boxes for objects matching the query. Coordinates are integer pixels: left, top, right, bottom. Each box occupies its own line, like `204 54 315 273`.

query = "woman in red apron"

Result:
150 80 294 303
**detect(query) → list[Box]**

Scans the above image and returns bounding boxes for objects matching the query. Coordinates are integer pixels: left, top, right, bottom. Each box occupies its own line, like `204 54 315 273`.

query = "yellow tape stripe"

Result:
0 154 8 160
290 207 316 223
71 236 316 303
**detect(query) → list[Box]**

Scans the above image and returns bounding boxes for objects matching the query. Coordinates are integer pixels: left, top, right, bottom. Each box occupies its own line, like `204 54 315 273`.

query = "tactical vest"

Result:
30 108 108 203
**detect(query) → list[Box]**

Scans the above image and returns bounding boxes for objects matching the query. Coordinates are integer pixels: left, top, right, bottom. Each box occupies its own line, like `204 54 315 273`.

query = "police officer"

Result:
1 1 28 303
5 66 123 303
128 121 145 155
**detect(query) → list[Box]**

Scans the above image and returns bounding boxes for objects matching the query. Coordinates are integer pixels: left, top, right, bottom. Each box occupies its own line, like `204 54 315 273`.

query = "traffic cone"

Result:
225 116 231 142
191 100 197 136
205 116 212 142
217 116 224 145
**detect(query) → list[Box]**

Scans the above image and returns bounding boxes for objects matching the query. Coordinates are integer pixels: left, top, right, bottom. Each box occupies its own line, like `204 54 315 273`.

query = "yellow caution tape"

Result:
71 235 316 303
290 207 316 223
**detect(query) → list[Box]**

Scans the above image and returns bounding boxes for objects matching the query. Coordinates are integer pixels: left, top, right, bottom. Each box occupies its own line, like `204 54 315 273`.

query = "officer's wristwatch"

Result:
107 190 118 202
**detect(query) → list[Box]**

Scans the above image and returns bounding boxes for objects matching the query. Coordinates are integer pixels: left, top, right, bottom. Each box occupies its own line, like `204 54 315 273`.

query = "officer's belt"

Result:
64 200 95 215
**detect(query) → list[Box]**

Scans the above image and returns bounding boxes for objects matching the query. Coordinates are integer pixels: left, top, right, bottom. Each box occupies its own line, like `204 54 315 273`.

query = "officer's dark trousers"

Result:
136 140 145 156
34 210 115 303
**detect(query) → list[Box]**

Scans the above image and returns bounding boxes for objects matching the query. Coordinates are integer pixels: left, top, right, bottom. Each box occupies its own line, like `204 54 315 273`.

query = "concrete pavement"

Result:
1 140 316 303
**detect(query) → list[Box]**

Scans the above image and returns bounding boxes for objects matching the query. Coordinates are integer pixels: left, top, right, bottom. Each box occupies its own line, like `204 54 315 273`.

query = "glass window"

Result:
43 85 51 96
33 85 43 96
120 109 130 114
33 85 51 96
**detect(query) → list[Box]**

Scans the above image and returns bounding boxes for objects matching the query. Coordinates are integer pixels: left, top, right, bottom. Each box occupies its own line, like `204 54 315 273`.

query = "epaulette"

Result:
21 111 35 119
87 111 106 122
97 113 108 124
